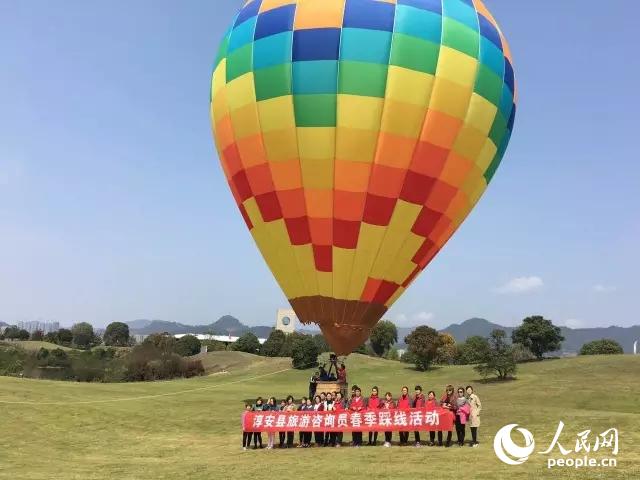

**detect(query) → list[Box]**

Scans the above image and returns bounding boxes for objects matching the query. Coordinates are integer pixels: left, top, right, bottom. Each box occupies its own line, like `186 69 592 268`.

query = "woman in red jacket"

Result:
382 391 395 447
397 386 411 445
439 384 456 447
367 386 382 446
350 386 365 447
334 391 345 447
425 390 439 446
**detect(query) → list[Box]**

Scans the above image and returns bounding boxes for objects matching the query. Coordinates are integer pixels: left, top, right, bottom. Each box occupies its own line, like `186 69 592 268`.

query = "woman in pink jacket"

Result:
455 387 471 447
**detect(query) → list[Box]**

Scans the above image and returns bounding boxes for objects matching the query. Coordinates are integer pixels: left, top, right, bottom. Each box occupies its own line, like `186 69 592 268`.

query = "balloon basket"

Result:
315 381 348 399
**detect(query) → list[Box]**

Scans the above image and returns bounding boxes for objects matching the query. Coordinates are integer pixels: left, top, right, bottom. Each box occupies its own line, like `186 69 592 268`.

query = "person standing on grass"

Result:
381 391 395 447
324 392 336 446
349 386 365 447
252 397 265 449
439 385 456 447
334 391 345 447
412 386 426 447
265 397 278 449
397 386 411 445
367 386 382 446
466 385 482 447
425 391 439 446
455 387 470 447
242 404 253 451
297 396 308 447
284 395 297 448
278 399 287 448
313 394 325 447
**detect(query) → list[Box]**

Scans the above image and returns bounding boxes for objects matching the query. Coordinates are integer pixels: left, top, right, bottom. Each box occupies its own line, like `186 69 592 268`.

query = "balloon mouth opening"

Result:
289 296 387 355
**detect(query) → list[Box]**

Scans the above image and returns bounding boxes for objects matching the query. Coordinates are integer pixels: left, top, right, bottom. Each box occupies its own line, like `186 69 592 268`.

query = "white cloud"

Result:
564 319 584 329
493 276 544 294
592 284 616 293
394 311 435 327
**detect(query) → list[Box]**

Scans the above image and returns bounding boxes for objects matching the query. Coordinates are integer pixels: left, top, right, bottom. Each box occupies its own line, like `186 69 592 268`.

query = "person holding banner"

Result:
313 395 325 447
367 386 382 446
278 399 287 448
412 386 426 447
324 392 335 447
397 386 411 445
439 385 456 447
349 386 365 447
425 391 439 446
334 391 345 447
242 404 253 451
264 397 278 449
381 391 395 447
284 395 297 448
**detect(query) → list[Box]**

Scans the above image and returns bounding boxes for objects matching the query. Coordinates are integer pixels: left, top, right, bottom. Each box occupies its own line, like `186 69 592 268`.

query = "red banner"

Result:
243 408 454 432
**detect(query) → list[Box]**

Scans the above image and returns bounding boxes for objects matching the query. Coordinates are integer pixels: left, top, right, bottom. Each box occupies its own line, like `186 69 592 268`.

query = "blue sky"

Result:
1 0 638 330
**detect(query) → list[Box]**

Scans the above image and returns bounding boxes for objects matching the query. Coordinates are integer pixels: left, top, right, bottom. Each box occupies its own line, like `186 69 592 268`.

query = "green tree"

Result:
291 335 319 370
103 322 130 347
175 335 202 357
17 329 30 340
144 333 177 352
435 332 457 365
580 339 624 355
474 329 517 380
71 322 96 349
512 316 564 360
56 328 73 346
30 330 44 341
261 329 286 357
312 334 330 354
3 326 18 339
369 320 398 357
404 326 440 371
384 346 399 361
279 332 307 357
456 336 490 365
233 332 260 354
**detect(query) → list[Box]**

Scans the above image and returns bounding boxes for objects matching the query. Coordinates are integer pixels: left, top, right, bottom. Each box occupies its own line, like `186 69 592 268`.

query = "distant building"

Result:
275 308 297 334
16 321 60 334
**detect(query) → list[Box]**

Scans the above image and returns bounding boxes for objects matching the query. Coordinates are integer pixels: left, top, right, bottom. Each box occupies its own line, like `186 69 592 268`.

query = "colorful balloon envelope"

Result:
210 0 516 354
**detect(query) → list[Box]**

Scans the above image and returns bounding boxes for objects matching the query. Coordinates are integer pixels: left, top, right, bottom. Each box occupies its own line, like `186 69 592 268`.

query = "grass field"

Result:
0 341 74 352
1 353 638 480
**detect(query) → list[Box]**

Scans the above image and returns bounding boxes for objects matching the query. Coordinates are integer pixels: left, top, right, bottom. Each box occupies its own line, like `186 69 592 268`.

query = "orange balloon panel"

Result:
211 0 516 354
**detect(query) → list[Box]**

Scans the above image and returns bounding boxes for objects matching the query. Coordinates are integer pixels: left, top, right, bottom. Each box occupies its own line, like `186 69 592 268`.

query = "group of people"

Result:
242 384 482 450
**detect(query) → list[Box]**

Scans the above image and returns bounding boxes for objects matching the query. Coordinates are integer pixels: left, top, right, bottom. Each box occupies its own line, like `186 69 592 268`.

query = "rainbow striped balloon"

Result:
210 0 516 354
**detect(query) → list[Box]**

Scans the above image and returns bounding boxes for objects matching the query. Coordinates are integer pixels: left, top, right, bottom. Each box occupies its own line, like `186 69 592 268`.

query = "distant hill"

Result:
126 316 273 338
0 321 8 327
432 318 639 354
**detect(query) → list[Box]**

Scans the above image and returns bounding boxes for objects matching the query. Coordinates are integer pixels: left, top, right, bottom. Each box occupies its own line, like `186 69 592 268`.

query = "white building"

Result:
275 308 297 334
16 321 60 334
173 333 267 345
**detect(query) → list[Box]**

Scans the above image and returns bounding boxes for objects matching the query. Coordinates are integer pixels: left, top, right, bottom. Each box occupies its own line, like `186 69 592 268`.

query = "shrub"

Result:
233 332 260 354
262 330 286 357
580 339 624 355
175 335 201 357
384 347 399 361
103 322 130 347
456 336 490 365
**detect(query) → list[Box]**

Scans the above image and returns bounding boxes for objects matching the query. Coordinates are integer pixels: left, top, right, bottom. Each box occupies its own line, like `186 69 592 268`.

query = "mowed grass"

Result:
1 341 73 352
1 354 638 480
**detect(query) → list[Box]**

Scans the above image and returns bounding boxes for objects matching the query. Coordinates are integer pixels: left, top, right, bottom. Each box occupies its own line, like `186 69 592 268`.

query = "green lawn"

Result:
1 341 74 352
1 354 638 480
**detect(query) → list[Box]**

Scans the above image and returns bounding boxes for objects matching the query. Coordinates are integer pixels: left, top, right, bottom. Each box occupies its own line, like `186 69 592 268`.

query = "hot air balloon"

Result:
210 0 516 355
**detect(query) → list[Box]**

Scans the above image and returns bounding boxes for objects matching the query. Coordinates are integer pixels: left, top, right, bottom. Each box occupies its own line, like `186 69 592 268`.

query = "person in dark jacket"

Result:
412 386 426 447
252 397 264 449
439 385 456 447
